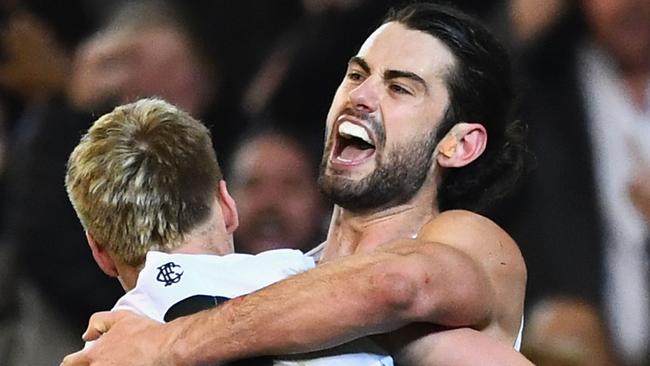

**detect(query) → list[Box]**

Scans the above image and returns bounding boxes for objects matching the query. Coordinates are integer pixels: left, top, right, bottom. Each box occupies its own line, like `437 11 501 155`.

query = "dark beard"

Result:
318 131 437 213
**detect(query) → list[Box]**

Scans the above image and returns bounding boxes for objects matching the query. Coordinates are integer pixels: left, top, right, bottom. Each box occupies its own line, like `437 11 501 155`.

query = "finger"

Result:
61 349 89 366
82 310 130 341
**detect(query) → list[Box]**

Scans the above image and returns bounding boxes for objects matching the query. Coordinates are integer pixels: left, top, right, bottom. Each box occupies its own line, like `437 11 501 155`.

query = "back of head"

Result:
66 98 222 266
386 3 526 213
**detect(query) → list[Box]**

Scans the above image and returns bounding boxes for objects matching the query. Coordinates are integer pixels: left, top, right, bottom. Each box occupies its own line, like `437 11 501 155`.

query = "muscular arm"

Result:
63 210 525 365
171 238 495 364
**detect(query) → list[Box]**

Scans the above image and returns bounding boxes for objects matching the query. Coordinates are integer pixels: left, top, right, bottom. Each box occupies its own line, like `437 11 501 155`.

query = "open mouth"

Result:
333 121 376 164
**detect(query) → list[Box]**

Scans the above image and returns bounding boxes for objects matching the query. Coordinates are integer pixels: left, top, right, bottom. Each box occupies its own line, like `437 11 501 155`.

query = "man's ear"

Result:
436 122 487 168
86 231 119 277
217 180 239 234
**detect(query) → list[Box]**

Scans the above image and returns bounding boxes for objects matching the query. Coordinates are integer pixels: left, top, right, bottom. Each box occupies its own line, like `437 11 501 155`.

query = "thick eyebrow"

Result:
348 56 371 74
384 69 429 94
348 56 429 94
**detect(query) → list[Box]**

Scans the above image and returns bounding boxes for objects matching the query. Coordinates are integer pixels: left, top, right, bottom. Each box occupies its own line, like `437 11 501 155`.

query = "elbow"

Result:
361 251 493 328
366 261 420 318
370 258 492 328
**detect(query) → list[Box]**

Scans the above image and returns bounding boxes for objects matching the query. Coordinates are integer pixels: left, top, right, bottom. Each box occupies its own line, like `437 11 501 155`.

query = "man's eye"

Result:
389 84 411 95
347 72 363 81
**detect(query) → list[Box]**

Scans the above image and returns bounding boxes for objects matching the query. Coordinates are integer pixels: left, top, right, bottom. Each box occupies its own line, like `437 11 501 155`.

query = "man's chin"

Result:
319 173 358 194
319 178 376 210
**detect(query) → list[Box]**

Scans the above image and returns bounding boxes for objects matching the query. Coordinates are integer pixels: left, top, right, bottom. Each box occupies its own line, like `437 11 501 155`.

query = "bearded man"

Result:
62 3 530 365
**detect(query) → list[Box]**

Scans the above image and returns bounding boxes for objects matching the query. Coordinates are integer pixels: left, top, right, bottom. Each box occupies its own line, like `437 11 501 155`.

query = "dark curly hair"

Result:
385 2 527 213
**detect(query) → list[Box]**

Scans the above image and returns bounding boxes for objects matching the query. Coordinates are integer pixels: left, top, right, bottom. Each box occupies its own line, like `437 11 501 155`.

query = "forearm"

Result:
167 241 493 365
169 253 412 364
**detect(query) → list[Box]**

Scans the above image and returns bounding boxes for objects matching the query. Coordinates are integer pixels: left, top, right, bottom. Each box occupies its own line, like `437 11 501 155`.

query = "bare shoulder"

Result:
420 210 511 241
418 209 523 267
418 209 527 339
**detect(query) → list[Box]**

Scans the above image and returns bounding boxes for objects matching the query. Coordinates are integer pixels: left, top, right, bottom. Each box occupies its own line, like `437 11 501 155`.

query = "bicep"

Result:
377 240 494 328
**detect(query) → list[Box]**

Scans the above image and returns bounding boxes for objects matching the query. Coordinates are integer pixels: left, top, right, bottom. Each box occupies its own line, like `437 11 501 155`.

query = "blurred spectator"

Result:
492 0 650 363
489 0 569 49
67 0 301 172
228 128 329 254
0 10 70 100
67 1 215 117
523 297 620 366
0 0 96 180
508 0 568 46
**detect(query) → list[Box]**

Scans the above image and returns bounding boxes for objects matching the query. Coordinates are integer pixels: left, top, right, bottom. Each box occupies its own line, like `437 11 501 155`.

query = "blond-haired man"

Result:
65 97 314 338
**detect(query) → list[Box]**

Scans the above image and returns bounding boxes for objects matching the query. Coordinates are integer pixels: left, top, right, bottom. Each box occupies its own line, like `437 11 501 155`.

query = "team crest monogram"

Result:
156 262 184 286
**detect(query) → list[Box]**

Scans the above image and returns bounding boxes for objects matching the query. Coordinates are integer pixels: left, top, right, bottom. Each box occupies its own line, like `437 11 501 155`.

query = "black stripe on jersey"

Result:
164 295 273 366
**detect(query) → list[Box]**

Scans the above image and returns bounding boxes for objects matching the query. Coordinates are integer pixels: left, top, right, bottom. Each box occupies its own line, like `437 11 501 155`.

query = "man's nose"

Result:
348 77 380 113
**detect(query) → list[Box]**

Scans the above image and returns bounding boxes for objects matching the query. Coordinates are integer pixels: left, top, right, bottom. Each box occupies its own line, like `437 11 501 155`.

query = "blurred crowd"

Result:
0 0 647 365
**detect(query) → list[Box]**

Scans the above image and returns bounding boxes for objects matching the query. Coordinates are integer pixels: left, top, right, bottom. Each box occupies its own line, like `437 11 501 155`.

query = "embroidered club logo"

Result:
156 262 184 286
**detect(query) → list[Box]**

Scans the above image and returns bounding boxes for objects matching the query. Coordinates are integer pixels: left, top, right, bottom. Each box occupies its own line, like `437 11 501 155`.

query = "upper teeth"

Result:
338 122 372 144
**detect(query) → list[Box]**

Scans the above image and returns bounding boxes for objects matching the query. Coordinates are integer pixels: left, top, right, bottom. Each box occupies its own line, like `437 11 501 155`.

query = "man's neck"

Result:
170 237 232 257
322 200 438 261
119 217 233 291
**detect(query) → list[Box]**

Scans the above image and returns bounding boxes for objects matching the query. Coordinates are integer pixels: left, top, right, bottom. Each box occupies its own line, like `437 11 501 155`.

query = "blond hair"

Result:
66 98 221 266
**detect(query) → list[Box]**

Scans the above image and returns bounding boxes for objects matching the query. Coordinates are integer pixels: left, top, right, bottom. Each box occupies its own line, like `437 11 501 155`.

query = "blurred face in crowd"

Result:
70 25 213 116
319 22 453 212
230 134 326 254
122 26 211 116
581 0 650 72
